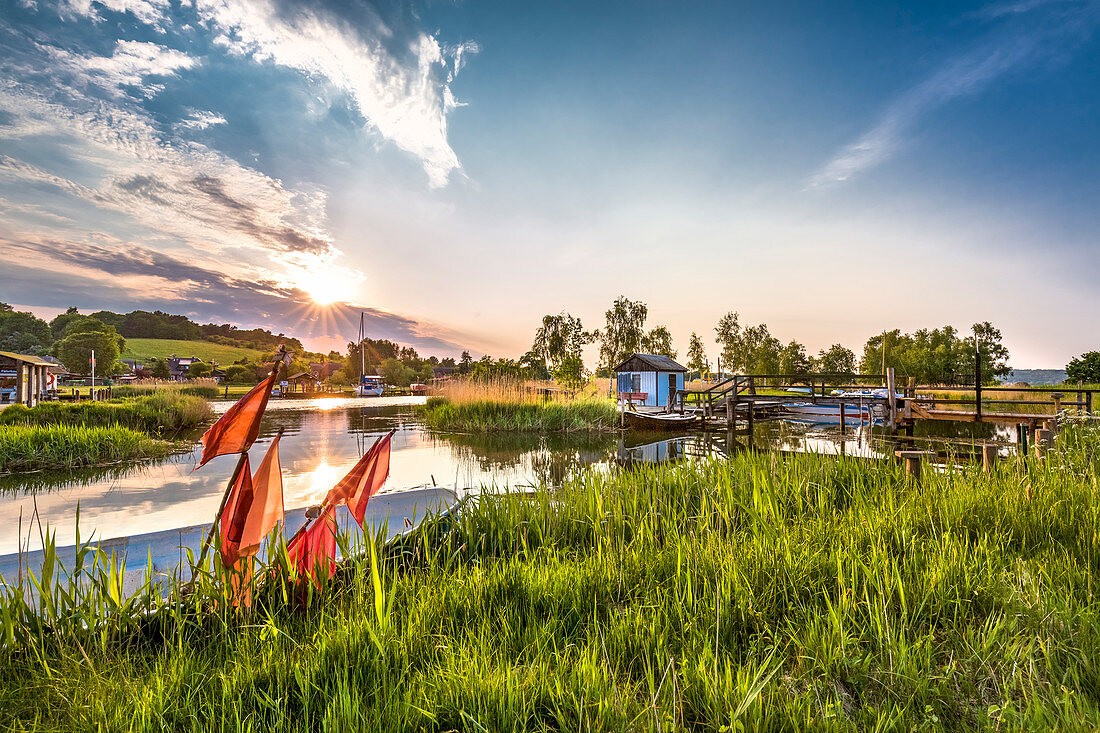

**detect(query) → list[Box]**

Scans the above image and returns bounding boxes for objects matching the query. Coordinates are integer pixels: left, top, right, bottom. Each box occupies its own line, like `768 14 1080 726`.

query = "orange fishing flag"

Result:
323 430 395 526
287 505 337 585
217 455 253 568
196 370 276 468
197 348 291 470
349 431 393 526
218 434 285 568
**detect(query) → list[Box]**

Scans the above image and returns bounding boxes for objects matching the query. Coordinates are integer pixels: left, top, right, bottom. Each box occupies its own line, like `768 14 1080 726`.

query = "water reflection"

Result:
0 398 1026 556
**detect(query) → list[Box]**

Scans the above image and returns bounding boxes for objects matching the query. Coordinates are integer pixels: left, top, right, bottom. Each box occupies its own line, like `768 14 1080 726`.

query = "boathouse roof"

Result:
0 350 55 367
613 353 687 373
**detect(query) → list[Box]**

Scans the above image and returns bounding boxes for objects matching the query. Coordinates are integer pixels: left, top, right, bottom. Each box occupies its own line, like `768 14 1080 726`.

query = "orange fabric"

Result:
197 370 276 468
218 455 253 568
287 506 337 586
323 431 393 527
350 432 393 527
237 434 285 556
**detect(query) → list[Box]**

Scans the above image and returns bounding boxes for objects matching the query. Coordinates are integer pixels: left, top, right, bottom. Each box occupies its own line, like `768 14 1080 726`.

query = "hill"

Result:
119 338 265 365
1001 369 1068 386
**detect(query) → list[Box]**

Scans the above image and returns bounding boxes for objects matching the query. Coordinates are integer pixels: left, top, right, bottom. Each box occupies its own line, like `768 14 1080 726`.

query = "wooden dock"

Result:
647 369 1090 436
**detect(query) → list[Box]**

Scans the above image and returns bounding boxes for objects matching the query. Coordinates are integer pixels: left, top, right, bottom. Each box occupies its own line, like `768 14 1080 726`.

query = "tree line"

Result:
521 296 1017 387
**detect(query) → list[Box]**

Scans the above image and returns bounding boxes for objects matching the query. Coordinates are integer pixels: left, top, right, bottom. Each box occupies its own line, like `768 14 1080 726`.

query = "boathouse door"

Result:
668 374 677 406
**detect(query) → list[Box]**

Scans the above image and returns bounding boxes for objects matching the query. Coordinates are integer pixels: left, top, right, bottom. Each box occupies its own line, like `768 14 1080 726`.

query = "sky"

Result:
1 0 1098 367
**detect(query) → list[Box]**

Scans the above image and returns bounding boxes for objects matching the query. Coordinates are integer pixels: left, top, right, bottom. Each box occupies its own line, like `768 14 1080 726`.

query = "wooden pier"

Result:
643 369 1095 436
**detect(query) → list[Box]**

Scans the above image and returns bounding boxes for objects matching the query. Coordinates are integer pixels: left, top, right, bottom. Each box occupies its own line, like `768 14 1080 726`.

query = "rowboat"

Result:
0 487 459 599
622 410 700 431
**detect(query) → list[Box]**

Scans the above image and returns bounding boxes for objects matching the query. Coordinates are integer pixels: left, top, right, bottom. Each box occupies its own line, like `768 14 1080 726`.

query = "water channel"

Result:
0 396 1014 557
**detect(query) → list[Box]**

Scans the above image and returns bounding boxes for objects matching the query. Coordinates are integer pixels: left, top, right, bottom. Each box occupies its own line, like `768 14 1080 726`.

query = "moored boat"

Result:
622 409 700 431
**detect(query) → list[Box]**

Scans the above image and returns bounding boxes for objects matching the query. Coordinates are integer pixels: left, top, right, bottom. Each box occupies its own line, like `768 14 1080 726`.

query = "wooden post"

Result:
974 342 983 422
726 397 734 428
1017 423 1029 455
15 362 24 406
886 367 897 427
895 450 933 482
1050 392 1063 414
839 402 846 435
1034 428 1052 457
981 444 998 472
1087 391 1093 415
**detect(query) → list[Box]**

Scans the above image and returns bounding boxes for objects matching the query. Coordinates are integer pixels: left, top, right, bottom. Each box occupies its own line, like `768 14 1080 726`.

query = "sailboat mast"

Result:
359 312 365 380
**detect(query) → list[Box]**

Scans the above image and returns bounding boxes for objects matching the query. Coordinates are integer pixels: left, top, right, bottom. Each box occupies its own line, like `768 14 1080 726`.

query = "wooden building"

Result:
613 353 687 408
0 351 54 407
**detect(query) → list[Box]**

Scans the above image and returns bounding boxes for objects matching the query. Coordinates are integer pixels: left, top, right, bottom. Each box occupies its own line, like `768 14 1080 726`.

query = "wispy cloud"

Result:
193 0 474 187
811 0 1100 186
45 39 195 97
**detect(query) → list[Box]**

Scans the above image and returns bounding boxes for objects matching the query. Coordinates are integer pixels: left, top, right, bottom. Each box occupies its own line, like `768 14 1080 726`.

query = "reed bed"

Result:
419 396 619 432
109 381 221 399
420 378 619 432
0 391 213 434
2 423 1100 730
0 425 169 473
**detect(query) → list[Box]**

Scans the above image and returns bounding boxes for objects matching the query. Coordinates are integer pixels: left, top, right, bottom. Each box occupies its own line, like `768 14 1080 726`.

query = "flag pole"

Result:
190 449 250 580
188 349 288 584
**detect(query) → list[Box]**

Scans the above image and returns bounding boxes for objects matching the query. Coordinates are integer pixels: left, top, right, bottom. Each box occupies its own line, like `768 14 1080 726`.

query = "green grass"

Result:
0 425 171 473
0 391 213 434
119 338 265 365
417 396 619 432
3 422 1100 729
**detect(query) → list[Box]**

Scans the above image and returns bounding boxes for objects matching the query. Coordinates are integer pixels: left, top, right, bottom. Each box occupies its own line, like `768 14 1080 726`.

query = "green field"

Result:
119 338 264 364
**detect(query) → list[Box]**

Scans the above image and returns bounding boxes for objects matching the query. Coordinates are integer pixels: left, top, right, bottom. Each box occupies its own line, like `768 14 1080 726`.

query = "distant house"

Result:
310 362 341 380
167 356 203 381
613 353 688 408
432 365 456 380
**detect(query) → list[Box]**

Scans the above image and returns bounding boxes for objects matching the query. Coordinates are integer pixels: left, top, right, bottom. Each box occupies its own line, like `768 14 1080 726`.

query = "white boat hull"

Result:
355 385 384 397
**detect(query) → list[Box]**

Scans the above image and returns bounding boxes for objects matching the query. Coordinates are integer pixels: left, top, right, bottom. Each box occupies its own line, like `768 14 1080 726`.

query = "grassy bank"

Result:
3 424 1100 729
0 391 212 434
0 425 172 473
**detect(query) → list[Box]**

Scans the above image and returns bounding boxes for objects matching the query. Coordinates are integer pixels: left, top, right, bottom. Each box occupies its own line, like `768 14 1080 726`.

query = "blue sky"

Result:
1 0 1097 366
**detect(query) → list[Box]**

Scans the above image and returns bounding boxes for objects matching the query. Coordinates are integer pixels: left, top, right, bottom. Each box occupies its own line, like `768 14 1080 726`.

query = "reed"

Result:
2 424 1100 730
0 425 169 473
0 391 213 434
418 396 619 432
420 378 618 432
109 382 220 399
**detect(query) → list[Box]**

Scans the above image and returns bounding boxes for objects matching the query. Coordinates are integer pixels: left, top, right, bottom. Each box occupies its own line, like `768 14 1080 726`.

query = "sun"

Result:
292 267 360 306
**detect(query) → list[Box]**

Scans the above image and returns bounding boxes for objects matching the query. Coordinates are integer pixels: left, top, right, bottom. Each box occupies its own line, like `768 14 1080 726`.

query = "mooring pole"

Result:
982 444 998 472
974 334 982 423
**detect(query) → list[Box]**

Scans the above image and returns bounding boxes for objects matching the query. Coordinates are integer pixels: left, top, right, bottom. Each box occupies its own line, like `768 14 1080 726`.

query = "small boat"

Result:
410 383 430 396
352 313 384 397
622 410 700 431
355 375 384 397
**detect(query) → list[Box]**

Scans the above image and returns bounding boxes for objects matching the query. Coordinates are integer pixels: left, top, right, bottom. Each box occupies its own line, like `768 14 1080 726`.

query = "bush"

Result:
0 392 213 434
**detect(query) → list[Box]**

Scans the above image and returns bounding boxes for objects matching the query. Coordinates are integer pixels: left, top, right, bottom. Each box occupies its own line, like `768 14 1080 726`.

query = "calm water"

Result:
0 396 1016 555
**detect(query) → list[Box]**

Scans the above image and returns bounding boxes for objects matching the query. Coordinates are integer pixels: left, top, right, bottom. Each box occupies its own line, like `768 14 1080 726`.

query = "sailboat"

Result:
353 312 384 397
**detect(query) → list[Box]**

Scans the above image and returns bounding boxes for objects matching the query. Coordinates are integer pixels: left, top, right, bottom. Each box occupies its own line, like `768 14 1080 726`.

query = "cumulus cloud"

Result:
193 0 472 187
811 0 1100 186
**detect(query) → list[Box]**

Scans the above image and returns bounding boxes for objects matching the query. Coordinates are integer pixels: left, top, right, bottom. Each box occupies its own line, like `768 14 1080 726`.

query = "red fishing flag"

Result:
196 370 276 468
218 434 285 568
323 431 394 527
287 505 337 585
